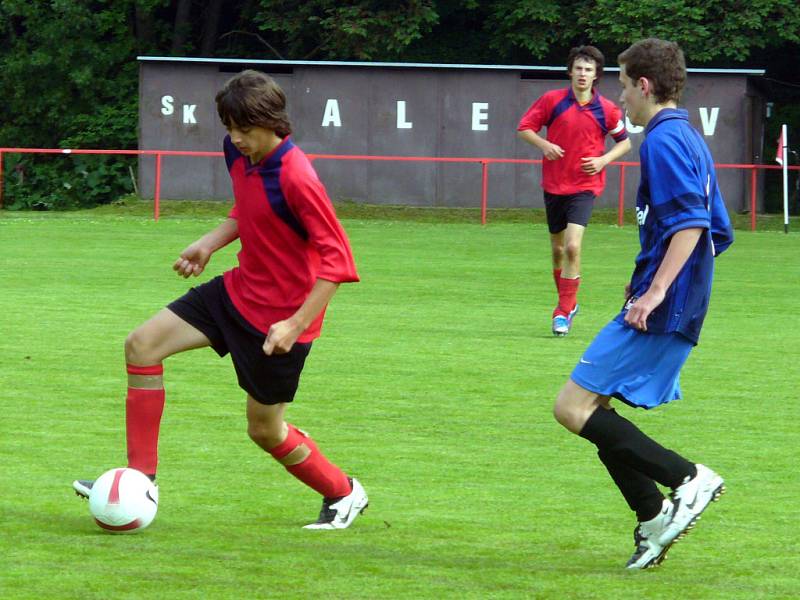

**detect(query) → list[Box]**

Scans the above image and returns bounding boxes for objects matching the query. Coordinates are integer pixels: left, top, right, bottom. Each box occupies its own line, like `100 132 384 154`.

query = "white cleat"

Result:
626 499 674 569
658 464 725 547
73 478 159 503
303 478 368 530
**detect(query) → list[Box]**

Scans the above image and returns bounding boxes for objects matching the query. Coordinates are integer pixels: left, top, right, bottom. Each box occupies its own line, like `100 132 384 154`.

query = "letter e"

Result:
472 103 489 131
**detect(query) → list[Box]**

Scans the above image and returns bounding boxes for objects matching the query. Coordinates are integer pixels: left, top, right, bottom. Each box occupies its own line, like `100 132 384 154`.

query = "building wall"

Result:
139 60 763 212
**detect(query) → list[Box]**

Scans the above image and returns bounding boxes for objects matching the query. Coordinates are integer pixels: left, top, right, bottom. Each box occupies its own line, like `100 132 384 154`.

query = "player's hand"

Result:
623 287 664 332
580 156 608 175
173 242 212 278
542 142 565 161
263 319 302 355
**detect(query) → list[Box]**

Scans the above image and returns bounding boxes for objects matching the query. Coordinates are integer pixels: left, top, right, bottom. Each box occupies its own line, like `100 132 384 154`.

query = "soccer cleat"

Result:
73 478 159 503
552 304 579 336
303 477 368 530
626 499 674 569
658 464 725 547
73 479 94 499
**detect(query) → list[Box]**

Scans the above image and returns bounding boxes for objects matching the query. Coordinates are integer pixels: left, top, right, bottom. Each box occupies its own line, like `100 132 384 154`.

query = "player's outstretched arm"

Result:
264 278 340 355
173 217 239 278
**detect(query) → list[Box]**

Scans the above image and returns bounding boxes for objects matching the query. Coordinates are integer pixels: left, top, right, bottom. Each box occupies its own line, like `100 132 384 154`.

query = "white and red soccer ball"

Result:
89 468 158 533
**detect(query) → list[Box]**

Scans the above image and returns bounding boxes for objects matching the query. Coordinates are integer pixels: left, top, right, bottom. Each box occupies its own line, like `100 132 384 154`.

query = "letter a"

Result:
322 99 342 127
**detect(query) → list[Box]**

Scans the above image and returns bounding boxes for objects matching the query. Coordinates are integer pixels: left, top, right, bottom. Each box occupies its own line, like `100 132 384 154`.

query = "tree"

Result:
243 0 439 60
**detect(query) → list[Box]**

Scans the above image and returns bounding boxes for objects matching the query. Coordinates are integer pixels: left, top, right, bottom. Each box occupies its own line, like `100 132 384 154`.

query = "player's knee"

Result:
565 241 582 262
247 420 284 449
125 328 157 365
553 391 581 433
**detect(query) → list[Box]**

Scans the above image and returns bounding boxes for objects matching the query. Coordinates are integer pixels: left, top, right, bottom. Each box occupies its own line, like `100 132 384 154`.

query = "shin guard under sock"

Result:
556 276 580 315
269 424 351 498
597 448 665 522
553 268 562 292
580 406 695 489
125 364 165 477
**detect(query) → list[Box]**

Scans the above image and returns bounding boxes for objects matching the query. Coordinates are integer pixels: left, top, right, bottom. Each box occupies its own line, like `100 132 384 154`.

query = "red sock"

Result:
125 364 165 477
556 276 580 315
269 424 351 498
553 268 562 291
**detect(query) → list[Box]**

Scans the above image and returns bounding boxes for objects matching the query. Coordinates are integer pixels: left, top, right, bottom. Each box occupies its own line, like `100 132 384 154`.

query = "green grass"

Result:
4 196 798 231
1 205 799 599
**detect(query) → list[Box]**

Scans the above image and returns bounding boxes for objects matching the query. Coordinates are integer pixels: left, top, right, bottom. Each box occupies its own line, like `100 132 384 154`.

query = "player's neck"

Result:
641 102 679 128
249 133 284 164
573 86 593 104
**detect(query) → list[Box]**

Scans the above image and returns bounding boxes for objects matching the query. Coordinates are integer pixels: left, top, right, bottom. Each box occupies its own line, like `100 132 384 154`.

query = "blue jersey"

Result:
615 109 733 344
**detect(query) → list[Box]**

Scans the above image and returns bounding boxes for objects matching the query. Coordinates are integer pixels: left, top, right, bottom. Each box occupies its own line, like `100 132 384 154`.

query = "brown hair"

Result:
566 45 605 83
618 38 686 104
215 70 292 137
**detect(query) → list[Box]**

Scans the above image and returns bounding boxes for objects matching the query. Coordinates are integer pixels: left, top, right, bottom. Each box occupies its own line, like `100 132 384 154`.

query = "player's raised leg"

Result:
73 308 211 498
554 379 700 568
246 396 367 529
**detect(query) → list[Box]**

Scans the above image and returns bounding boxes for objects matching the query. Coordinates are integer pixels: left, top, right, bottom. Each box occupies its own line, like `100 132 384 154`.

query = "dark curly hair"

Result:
215 70 292 137
618 38 686 104
566 45 605 85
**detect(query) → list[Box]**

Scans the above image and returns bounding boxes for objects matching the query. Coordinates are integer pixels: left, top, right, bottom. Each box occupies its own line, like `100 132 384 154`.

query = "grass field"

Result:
1 204 799 599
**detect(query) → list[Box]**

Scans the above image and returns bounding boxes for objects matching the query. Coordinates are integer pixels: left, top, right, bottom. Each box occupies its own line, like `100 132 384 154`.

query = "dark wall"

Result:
139 60 764 212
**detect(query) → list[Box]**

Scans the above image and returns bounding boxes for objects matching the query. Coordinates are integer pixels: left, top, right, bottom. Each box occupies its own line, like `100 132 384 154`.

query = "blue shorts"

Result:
570 320 694 409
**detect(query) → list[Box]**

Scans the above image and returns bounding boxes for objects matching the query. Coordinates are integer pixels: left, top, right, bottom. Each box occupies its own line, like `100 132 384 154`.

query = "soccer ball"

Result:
88 467 158 533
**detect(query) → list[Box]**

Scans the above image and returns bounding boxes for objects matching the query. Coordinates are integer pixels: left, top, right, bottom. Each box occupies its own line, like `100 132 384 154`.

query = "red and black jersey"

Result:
222 135 359 342
518 87 628 196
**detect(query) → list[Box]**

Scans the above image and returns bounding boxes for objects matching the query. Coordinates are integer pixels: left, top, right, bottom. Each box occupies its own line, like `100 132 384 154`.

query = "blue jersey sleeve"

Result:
223 135 241 172
643 133 710 241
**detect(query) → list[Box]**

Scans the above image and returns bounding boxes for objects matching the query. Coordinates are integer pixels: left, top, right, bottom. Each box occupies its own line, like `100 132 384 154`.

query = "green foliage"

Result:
580 0 800 62
1 153 134 211
248 0 439 60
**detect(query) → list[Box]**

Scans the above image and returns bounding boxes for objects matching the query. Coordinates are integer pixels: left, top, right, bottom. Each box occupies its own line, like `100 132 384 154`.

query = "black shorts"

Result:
543 191 596 233
167 276 312 405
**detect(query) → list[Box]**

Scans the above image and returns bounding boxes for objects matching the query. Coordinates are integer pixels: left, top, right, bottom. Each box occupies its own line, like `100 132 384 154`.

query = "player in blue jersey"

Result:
551 38 734 569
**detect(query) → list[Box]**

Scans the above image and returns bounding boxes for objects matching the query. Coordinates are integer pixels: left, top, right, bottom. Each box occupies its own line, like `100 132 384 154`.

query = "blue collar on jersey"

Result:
645 108 688 134
244 135 295 173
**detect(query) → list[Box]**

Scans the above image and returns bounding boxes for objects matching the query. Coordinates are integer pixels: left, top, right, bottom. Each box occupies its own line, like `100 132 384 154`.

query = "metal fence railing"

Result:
1 147 797 229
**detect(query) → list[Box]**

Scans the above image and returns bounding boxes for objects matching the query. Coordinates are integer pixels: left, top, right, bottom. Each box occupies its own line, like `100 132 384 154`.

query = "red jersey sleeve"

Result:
282 160 359 284
517 92 554 133
605 101 629 143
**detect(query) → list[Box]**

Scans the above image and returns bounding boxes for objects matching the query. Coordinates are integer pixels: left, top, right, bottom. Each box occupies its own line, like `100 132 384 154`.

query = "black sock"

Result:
597 448 665 522
579 406 696 489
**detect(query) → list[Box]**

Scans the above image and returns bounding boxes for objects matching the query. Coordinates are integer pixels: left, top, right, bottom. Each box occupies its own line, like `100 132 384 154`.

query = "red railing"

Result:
0 147 796 229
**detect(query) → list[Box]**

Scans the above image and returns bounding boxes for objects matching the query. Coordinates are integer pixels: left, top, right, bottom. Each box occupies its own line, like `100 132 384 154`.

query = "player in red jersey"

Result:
73 70 368 529
518 45 632 336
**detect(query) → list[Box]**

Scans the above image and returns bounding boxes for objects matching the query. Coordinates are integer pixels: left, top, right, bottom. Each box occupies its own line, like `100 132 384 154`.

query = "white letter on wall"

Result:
397 101 413 129
161 95 174 116
183 104 197 124
699 107 719 136
472 102 489 131
322 99 342 127
625 115 644 134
